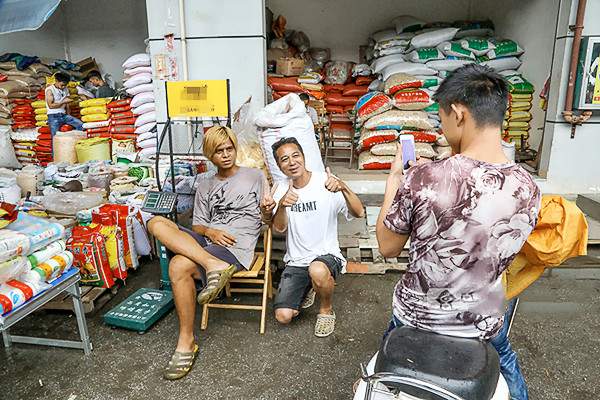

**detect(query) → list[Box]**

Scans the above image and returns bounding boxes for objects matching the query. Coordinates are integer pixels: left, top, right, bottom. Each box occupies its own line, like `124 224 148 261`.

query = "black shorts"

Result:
273 254 343 311
168 226 243 288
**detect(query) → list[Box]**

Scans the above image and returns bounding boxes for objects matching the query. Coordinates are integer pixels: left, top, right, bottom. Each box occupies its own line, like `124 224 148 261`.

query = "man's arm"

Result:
340 182 365 218
45 88 70 109
272 181 298 233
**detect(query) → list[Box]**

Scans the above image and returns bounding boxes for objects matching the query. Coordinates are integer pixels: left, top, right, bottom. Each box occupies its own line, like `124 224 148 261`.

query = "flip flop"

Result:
197 264 236 305
163 344 199 380
301 288 316 309
315 311 336 337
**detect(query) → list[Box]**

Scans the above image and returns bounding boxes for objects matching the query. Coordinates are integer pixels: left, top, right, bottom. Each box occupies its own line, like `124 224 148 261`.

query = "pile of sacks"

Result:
106 98 137 162
123 53 157 159
81 97 112 137
503 74 535 149
10 128 39 165
0 212 71 316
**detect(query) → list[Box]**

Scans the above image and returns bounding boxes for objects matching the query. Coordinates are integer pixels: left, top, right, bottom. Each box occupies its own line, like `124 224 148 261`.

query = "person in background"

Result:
261 137 364 337
86 70 116 98
299 92 318 125
147 126 265 380
45 72 83 139
376 64 540 400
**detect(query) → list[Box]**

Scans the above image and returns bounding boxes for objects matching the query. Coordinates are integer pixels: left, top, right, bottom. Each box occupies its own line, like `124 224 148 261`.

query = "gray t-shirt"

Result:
192 167 264 269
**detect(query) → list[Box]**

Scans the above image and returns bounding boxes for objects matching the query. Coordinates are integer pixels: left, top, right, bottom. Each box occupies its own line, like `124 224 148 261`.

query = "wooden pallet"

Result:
42 285 119 314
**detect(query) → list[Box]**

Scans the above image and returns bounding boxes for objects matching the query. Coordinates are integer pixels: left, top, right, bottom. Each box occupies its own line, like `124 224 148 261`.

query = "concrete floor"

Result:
1 260 599 400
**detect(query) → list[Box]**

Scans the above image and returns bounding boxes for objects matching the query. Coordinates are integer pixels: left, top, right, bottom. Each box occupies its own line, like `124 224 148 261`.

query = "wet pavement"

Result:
1 259 599 400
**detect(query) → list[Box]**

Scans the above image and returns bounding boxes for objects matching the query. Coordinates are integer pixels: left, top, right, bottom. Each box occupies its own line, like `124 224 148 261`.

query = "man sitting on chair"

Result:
261 137 365 337
148 126 265 380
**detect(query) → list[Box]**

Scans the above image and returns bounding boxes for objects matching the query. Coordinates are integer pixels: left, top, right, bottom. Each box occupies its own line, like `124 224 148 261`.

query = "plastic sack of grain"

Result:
132 102 155 116
81 113 109 123
368 79 384 92
131 92 155 108
460 38 496 56
393 89 433 110
0 256 28 284
324 61 353 85
27 240 66 268
354 92 393 125
134 122 157 134
124 66 153 76
480 57 522 72
487 40 524 59
427 58 474 72
384 73 424 95
411 28 459 49
506 74 534 94
436 146 453 159
392 15 425 34
7 212 65 253
506 111 532 122
0 278 30 315
358 129 399 152
122 53 150 69
82 120 110 130
406 48 445 64
437 41 476 59
358 152 394 170
80 98 111 108
134 111 156 127
31 251 73 282
371 54 405 74
372 29 400 43
81 106 107 116
402 129 440 143
370 142 398 156
364 110 433 131
381 63 437 81
377 46 408 57
127 83 154 96
123 73 152 89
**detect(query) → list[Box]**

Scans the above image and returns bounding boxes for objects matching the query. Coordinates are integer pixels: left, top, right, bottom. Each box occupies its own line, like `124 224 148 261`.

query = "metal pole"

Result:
68 283 92 355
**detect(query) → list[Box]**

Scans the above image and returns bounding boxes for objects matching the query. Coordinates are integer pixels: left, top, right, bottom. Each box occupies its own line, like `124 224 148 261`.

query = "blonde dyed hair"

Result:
202 126 238 160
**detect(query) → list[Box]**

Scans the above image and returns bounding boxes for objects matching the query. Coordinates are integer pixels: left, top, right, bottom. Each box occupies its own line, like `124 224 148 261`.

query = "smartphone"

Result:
399 134 416 170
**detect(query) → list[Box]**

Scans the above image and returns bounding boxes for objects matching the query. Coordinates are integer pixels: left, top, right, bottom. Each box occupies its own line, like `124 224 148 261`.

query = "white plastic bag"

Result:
254 93 324 183
0 127 21 169
371 54 405 73
122 53 151 69
481 57 522 72
233 98 265 170
411 28 459 49
131 92 155 108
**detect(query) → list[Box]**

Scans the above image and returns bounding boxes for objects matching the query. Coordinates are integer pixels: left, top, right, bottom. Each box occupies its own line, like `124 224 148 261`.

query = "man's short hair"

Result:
203 126 238 160
271 137 304 164
54 72 70 84
432 64 509 128
298 93 309 102
87 70 102 81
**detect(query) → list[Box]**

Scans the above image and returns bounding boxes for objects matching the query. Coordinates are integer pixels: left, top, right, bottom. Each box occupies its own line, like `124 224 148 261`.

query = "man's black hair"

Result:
271 137 304 164
298 93 309 102
86 70 102 80
54 72 70 84
432 64 509 128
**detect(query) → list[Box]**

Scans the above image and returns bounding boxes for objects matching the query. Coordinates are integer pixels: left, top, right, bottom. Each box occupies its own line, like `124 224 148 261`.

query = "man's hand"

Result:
260 183 278 214
324 167 345 193
61 98 73 105
206 228 237 247
279 180 299 207
390 142 405 178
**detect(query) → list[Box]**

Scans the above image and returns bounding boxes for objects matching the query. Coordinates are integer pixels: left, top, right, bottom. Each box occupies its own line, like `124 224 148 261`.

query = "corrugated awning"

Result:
0 0 62 35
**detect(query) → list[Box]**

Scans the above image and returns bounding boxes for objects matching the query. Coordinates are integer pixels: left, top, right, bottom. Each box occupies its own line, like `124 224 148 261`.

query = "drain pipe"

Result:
562 0 592 138
178 0 194 146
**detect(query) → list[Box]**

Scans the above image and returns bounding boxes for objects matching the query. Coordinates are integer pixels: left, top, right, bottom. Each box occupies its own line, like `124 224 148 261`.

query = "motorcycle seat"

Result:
374 326 500 400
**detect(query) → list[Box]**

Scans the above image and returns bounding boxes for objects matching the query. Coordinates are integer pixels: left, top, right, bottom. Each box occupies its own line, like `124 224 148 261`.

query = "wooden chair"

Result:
325 115 355 168
200 228 273 334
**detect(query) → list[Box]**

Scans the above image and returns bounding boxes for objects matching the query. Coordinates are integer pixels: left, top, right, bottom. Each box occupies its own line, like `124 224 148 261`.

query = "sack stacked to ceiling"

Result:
501 72 535 149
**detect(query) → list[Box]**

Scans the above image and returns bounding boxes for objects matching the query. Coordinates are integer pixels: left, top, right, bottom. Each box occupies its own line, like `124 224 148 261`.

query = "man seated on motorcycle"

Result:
261 137 364 337
376 64 540 400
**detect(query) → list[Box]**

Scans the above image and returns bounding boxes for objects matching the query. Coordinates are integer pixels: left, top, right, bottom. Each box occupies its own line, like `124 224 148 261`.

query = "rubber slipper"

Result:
315 311 336 337
163 344 199 380
301 288 316 309
197 264 236 305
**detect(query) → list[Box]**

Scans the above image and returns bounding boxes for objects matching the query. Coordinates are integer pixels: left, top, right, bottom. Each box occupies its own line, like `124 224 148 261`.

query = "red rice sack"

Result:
342 84 369 97
358 152 393 170
107 105 131 114
325 93 359 106
400 129 439 143
110 125 136 134
326 105 344 114
268 77 303 92
86 126 110 135
110 111 135 120
364 110 433 131
355 76 375 86
107 98 132 109
358 129 398 152
371 142 440 159
384 73 424 95
355 92 393 125
111 117 137 126
67 226 115 288
323 84 345 93
393 89 434 110
110 133 138 141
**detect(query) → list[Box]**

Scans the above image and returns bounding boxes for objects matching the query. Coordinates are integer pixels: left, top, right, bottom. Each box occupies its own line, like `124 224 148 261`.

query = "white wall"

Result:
0 0 148 83
266 0 471 61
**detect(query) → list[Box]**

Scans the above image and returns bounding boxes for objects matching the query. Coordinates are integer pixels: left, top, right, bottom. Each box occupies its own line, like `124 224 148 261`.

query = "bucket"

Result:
75 137 111 162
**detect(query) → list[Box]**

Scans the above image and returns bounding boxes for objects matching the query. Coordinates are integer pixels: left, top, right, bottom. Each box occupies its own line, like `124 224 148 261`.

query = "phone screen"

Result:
399 134 416 170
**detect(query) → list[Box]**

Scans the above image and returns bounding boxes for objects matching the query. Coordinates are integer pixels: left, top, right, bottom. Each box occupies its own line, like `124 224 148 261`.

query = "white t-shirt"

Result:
273 171 350 268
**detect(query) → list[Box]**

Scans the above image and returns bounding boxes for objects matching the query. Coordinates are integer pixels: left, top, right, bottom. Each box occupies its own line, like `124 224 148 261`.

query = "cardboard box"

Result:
276 57 305 76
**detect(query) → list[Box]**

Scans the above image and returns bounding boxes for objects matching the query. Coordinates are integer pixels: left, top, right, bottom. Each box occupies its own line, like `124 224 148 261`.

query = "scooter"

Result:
354 300 521 400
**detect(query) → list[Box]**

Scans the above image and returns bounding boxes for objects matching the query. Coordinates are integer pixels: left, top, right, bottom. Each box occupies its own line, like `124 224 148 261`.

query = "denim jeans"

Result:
383 298 529 400
47 113 83 136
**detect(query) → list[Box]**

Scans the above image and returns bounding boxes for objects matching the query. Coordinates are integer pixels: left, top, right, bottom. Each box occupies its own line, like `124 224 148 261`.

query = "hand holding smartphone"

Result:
399 134 416 171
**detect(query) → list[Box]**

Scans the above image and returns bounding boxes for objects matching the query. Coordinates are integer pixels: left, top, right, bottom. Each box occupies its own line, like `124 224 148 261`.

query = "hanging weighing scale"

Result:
103 80 231 333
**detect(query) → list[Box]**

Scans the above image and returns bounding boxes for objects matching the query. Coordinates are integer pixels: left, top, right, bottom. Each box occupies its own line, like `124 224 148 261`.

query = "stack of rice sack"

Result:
66 82 82 120
122 53 156 159
0 212 71 316
106 98 137 162
501 72 535 149
80 98 111 138
10 128 38 165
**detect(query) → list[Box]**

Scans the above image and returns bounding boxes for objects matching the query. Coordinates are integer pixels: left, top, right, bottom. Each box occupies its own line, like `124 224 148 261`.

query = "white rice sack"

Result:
368 79 384 92
459 38 496 56
364 110 433 131
126 83 154 96
137 137 157 149
415 143 437 159
352 64 373 77
131 92 155 108
134 112 156 127
436 135 449 146
135 122 157 134
124 66 153 76
0 127 21 169
122 53 151 69
123 73 152 89
392 15 425 34
137 131 157 142
436 145 453 159
372 29 399 43
499 70 520 77
487 40 524 59
132 102 155 116
480 57 522 72
370 142 398 156
82 120 110 129
374 37 412 51
138 147 157 158
371 54 406 73
411 28 459 49
437 41 476 59
406 48 445 64
427 59 474 72
376 46 408 57
381 62 437 81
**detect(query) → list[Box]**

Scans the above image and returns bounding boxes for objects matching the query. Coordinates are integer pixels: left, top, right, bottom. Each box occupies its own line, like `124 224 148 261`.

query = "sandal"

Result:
163 344 199 380
197 264 236 305
301 288 316 309
314 311 336 337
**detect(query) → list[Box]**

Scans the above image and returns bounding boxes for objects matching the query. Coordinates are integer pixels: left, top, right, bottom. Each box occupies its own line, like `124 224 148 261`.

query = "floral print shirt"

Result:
385 154 541 339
